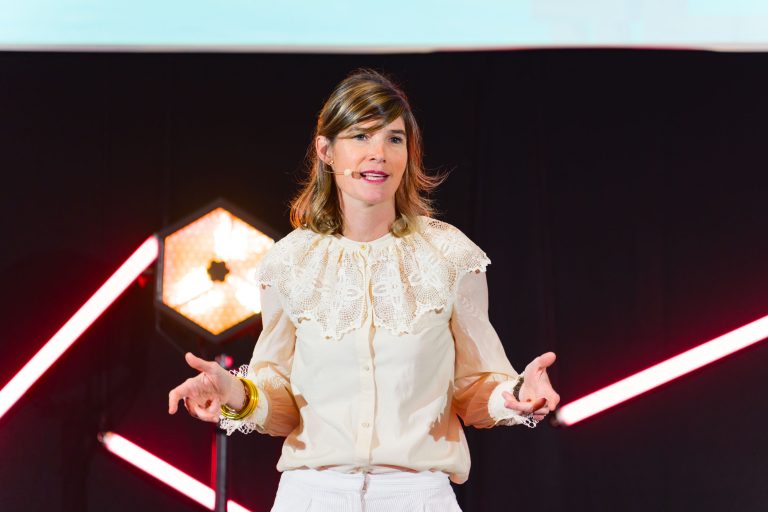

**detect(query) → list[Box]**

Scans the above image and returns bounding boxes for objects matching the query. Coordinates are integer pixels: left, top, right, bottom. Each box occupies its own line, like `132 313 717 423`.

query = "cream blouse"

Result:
221 216 525 484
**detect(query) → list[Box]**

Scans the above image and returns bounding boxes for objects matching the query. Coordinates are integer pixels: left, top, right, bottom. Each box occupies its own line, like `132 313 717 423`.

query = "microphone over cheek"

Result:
323 168 360 179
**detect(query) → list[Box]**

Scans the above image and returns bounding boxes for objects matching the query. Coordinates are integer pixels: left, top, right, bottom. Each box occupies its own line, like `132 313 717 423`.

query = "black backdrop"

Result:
2 49 768 511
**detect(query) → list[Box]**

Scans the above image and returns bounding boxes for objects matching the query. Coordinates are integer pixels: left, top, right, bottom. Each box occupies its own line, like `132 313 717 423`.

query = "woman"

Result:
168 69 559 511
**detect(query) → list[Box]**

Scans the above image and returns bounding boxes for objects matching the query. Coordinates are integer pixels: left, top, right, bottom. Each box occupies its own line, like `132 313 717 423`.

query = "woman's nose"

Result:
368 140 385 161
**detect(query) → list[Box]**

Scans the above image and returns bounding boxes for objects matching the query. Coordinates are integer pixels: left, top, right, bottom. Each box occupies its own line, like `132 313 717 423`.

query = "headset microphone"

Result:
323 168 361 179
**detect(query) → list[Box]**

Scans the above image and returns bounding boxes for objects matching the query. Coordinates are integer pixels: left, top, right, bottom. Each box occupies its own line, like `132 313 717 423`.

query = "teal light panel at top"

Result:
1 0 767 51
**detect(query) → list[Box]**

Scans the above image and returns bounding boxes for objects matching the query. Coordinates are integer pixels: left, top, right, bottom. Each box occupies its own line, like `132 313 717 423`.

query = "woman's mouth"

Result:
359 171 389 183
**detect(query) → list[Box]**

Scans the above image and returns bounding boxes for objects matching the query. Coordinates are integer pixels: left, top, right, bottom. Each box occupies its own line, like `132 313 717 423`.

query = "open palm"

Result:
503 352 560 422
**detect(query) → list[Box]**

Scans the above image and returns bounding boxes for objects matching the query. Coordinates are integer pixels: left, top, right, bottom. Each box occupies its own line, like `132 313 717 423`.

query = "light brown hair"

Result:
289 69 444 237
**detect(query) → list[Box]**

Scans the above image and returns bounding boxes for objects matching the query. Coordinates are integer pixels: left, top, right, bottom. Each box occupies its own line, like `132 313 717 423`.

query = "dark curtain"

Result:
1 49 767 511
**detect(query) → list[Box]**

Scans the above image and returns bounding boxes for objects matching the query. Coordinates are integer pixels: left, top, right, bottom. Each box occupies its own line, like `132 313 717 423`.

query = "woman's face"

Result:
318 116 408 210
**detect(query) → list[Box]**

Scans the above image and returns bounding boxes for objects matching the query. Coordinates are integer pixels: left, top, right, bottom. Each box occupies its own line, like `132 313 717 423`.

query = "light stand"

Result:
213 354 231 512
154 198 280 512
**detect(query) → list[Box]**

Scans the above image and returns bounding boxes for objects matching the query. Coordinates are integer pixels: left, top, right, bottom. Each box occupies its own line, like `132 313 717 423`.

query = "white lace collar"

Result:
333 230 394 249
257 216 490 340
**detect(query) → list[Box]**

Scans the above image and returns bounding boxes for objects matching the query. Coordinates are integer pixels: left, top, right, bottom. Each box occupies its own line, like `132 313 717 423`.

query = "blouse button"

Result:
360 244 367 251
363 365 370 371
362 422 370 428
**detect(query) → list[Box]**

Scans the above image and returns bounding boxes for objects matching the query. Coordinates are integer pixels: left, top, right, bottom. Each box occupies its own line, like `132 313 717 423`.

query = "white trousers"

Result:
270 469 463 512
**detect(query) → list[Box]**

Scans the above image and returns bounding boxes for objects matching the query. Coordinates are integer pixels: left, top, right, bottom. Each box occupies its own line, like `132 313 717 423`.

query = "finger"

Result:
197 414 219 423
503 391 546 411
183 397 198 419
201 398 222 422
168 377 203 413
168 387 187 414
195 399 222 423
200 412 221 423
187 398 219 422
194 406 215 422
185 352 216 374
504 397 547 414
534 352 556 370
504 401 533 414
205 397 221 415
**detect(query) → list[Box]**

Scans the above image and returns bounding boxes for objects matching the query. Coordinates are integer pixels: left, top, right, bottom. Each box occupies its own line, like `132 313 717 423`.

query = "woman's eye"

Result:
389 136 404 144
353 133 368 141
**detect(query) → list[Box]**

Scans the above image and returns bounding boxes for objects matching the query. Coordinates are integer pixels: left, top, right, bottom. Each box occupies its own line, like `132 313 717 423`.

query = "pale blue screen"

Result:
1 0 767 51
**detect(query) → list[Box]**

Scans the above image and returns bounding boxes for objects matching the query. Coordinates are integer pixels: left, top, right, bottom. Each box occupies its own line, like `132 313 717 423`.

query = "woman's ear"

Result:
316 135 332 164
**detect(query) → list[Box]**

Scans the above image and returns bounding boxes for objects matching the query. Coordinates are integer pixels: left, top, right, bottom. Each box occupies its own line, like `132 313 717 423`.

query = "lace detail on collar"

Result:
256 217 490 340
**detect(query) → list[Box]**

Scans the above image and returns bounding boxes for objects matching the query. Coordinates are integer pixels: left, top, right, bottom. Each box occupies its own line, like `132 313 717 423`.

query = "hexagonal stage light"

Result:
155 199 280 343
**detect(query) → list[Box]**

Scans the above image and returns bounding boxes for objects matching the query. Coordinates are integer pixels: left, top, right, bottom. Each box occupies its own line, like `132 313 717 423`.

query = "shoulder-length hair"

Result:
289 69 444 237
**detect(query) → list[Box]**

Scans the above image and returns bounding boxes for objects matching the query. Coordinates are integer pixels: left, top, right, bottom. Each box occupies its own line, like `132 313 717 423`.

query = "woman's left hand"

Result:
502 352 560 422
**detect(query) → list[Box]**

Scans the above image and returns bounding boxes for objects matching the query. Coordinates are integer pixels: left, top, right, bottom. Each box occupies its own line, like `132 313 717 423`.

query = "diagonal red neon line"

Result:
0 236 159 421
101 432 252 512
556 313 768 426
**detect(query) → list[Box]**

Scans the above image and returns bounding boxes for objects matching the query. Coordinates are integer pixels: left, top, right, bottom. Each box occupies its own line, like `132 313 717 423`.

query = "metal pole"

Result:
214 426 228 512
212 352 234 512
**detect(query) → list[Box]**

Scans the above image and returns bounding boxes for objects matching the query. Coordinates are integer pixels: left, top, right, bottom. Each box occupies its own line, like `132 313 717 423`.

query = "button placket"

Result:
353 245 377 465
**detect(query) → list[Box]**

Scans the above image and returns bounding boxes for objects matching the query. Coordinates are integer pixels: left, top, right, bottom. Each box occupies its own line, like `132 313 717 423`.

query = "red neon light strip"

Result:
556 313 768 426
101 432 251 512
0 236 159 421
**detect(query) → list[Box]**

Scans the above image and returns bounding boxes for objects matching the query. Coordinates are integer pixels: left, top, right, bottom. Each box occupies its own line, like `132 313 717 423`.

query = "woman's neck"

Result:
340 200 396 242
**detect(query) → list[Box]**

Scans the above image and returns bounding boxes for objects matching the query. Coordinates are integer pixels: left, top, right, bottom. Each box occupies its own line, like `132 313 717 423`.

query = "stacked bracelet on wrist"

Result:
512 375 524 401
220 377 259 420
511 375 540 428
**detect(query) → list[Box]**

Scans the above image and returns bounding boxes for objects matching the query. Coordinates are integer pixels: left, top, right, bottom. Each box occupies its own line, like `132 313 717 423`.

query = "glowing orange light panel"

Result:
159 207 274 339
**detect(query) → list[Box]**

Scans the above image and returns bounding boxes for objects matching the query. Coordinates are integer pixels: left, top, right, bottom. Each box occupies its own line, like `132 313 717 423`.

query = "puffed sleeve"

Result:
220 283 300 437
451 269 527 428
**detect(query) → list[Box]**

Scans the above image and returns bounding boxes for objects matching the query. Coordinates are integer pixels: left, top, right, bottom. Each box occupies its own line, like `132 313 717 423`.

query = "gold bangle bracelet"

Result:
220 377 259 420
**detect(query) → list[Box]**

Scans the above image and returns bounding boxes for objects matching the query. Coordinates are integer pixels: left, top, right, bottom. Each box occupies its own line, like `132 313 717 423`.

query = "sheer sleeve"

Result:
220 283 299 437
451 270 527 428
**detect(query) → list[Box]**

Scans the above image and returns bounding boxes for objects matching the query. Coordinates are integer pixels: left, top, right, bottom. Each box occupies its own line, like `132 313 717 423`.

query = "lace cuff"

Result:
219 365 269 435
488 380 529 427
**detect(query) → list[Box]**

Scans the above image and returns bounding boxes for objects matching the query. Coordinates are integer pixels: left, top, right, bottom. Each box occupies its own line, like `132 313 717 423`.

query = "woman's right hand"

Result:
168 352 243 423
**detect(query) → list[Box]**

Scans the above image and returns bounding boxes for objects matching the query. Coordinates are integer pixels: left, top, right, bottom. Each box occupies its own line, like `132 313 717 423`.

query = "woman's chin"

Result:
358 193 395 206
339 188 397 209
